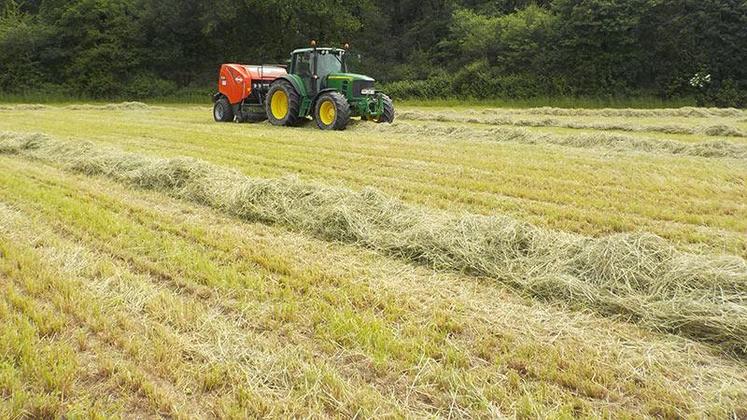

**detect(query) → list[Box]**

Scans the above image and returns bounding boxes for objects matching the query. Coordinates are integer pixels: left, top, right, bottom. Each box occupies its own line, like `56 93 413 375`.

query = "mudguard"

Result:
311 88 338 107
273 74 307 97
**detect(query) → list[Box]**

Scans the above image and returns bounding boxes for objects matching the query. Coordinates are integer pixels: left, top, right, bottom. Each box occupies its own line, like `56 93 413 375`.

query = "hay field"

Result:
0 103 746 418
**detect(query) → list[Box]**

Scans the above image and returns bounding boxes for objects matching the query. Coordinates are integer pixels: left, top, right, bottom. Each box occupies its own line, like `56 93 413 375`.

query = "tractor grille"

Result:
352 80 374 97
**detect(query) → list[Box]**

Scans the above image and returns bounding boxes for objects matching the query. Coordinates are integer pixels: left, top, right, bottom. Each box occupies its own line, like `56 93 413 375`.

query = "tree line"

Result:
1 0 745 106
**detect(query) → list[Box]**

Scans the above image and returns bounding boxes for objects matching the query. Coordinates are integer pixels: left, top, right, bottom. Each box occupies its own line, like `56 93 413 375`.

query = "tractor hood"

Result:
327 73 375 82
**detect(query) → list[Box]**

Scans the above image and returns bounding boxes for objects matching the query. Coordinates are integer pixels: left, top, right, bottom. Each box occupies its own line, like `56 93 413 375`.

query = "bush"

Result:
380 74 453 99
123 73 178 99
710 80 747 108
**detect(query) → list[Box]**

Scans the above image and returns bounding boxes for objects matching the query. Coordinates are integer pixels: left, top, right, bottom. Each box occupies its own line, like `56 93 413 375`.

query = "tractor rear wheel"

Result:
373 94 395 124
266 80 301 126
213 97 234 122
314 91 351 130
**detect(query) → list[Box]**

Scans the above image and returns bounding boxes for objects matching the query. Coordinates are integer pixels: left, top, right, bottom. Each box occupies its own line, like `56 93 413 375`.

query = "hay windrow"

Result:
64 101 153 111
0 102 153 111
0 104 51 111
2 130 746 355
398 111 747 137
503 106 745 118
359 122 747 160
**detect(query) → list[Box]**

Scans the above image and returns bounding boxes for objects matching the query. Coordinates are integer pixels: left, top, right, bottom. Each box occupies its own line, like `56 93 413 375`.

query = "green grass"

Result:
0 102 746 417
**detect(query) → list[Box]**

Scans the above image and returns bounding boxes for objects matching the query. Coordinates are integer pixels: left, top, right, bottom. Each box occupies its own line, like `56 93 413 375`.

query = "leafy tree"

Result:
0 0 47 91
0 0 744 104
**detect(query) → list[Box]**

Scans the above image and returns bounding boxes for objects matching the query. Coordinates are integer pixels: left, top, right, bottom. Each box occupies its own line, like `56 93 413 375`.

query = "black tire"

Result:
373 94 395 124
266 80 301 126
314 91 351 130
213 97 234 122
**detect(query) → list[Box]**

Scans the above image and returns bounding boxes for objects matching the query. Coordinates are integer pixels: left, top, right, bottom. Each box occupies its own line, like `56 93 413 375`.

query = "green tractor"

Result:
266 42 395 130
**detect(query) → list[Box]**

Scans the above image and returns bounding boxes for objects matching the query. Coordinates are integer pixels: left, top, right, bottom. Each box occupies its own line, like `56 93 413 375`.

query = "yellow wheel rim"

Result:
319 100 336 125
271 90 289 120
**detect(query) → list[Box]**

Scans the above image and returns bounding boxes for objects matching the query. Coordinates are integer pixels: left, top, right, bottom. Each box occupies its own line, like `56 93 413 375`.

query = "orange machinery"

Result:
213 64 287 122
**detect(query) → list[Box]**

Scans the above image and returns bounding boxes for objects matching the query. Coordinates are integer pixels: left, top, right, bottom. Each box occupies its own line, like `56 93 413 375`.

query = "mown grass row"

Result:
1 155 746 417
362 122 747 159
500 106 744 118
1 108 743 258
399 110 747 137
2 132 745 356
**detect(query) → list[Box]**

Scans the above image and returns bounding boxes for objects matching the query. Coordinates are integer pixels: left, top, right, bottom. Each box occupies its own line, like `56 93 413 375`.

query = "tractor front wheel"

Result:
373 94 395 124
266 81 301 126
213 97 234 122
314 92 351 130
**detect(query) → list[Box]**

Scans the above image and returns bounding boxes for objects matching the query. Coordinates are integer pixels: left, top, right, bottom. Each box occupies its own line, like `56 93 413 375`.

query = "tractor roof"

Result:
291 47 346 55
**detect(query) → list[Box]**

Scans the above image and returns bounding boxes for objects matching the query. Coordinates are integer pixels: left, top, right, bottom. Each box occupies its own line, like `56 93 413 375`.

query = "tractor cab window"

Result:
294 52 312 77
316 50 345 79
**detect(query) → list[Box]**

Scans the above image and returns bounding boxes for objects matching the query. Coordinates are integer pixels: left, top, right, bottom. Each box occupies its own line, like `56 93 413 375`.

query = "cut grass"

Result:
0 105 745 258
0 155 745 417
1 103 746 417
1 131 745 355
398 109 747 137
364 122 747 159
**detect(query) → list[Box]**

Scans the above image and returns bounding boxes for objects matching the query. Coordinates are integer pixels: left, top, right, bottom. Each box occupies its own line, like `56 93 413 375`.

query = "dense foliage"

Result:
1 0 745 105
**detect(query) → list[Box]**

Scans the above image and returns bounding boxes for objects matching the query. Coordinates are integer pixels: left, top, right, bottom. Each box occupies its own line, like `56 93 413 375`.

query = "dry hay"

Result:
398 111 747 137
0 102 152 111
1 130 746 355
0 104 51 111
361 122 747 160
507 106 745 118
63 101 153 111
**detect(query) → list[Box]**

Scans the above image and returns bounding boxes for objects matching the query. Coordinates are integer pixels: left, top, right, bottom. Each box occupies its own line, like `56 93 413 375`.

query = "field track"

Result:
0 103 746 418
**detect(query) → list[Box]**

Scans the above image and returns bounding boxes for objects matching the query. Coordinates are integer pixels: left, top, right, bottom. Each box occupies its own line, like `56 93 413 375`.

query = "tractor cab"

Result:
289 47 348 95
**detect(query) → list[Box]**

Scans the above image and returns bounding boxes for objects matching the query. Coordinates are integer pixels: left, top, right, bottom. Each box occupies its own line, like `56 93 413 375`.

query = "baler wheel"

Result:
213 97 234 122
314 92 351 130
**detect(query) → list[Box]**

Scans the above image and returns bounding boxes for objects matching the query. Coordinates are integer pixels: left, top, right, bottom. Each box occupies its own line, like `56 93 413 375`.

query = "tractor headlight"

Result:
361 88 375 95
